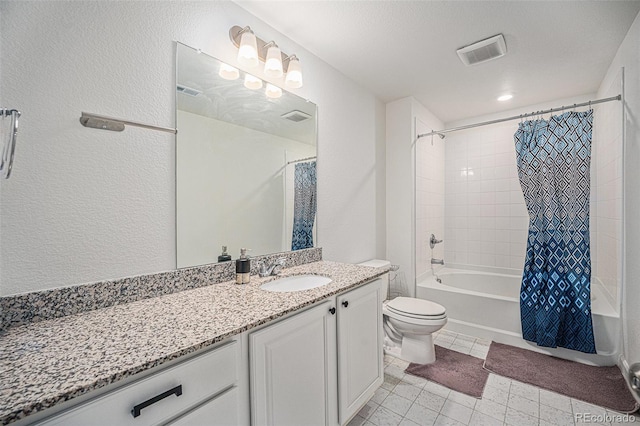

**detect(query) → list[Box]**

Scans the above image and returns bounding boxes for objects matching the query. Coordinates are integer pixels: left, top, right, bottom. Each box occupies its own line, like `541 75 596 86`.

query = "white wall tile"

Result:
440 103 620 284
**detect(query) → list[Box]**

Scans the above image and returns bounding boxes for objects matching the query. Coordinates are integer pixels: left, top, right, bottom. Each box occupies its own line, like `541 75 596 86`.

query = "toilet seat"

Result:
384 297 446 320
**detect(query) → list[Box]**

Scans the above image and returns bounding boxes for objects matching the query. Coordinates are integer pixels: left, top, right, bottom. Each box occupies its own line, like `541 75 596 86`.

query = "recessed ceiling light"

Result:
497 94 513 102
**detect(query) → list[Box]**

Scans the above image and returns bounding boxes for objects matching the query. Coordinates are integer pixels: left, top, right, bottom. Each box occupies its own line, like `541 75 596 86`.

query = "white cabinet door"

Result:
250 300 337 426
336 279 384 425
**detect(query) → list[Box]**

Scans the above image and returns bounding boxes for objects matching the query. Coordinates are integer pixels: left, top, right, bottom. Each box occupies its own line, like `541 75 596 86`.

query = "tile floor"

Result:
348 329 640 426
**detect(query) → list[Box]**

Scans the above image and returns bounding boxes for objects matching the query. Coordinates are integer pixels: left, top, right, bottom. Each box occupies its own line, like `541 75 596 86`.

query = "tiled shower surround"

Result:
443 120 529 271
415 130 446 279
417 95 625 311
593 71 624 308
0 247 322 330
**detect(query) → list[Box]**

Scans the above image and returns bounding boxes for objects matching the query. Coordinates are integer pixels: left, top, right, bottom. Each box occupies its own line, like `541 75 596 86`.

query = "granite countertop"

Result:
0 261 388 424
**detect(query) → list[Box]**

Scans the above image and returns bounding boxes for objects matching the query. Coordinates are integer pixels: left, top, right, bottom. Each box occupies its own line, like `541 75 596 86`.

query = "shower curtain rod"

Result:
417 94 622 140
287 156 316 165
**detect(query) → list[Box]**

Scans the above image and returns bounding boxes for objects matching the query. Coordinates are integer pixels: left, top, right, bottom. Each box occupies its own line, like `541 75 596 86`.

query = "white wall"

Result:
599 10 640 380
386 97 443 296
0 1 383 295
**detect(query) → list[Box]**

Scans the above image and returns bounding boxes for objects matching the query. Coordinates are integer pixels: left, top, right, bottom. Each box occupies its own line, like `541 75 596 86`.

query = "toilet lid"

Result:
386 297 446 317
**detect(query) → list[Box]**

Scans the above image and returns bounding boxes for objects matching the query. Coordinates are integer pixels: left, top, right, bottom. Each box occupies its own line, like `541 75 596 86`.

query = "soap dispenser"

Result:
218 246 231 262
235 248 251 284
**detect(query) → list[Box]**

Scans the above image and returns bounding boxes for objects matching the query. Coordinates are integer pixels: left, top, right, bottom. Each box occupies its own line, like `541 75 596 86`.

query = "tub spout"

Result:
431 258 444 265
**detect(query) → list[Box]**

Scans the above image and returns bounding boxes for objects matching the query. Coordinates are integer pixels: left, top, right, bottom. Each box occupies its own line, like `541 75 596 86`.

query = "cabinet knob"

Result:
329 307 336 315
342 301 349 308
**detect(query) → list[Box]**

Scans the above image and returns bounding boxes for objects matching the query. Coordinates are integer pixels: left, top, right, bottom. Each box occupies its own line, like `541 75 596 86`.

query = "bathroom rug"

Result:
405 345 489 398
484 341 640 413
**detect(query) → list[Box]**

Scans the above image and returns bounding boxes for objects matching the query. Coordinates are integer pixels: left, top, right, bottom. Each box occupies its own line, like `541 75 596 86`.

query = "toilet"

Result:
359 260 447 365
383 297 447 364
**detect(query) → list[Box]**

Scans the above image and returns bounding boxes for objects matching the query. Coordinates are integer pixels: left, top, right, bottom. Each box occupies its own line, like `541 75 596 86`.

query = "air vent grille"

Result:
457 34 507 66
281 110 311 122
176 85 202 97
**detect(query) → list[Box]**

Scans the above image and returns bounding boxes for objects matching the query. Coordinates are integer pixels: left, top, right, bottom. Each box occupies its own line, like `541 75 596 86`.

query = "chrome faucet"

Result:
259 257 286 277
431 258 445 265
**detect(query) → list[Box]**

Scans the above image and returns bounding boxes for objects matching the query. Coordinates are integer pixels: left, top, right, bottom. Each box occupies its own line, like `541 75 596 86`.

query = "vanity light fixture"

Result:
284 55 303 89
219 63 239 80
264 42 284 78
497 94 513 102
236 26 259 68
229 25 304 89
244 74 263 90
265 83 282 99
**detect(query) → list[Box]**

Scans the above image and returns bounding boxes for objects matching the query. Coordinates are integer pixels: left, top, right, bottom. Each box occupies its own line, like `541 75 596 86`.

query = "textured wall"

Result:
0 2 382 295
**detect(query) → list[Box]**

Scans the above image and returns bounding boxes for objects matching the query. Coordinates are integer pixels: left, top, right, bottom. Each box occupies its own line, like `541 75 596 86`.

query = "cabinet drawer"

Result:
168 386 239 426
39 340 239 426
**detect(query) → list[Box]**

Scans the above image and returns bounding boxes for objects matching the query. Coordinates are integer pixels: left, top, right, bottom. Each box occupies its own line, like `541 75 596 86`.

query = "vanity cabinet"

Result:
250 278 384 426
31 276 383 426
250 299 338 426
36 338 247 426
336 279 385 424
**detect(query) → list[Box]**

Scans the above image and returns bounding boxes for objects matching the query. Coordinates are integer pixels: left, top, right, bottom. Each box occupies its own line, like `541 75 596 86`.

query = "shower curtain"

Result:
514 110 596 354
291 161 316 251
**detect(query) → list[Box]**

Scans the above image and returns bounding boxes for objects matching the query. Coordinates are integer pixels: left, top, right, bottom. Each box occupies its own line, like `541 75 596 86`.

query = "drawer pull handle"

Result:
342 300 349 308
131 384 183 418
329 307 336 315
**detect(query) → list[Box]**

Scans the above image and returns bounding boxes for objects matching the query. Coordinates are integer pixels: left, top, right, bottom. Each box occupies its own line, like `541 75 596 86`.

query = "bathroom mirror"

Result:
176 43 318 268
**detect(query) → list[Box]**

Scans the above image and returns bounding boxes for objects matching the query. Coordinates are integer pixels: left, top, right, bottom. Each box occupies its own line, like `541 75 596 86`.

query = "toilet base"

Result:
401 334 436 364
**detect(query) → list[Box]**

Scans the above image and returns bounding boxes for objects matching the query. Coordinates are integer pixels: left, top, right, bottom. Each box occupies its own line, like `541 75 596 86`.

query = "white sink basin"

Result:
260 275 332 292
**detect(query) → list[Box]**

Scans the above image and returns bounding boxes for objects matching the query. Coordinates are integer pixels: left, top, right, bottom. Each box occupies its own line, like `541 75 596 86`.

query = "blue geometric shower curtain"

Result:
514 110 596 354
291 161 317 251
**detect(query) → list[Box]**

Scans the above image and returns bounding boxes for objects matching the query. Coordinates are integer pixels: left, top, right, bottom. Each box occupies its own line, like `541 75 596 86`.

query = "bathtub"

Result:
416 266 620 366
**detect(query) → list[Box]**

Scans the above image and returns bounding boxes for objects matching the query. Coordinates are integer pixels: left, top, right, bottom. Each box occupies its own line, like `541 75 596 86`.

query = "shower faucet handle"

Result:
429 234 443 249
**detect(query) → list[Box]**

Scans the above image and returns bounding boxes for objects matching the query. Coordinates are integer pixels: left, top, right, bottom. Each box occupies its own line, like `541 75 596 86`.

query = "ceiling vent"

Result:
281 110 311 122
456 34 507 66
176 84 202 97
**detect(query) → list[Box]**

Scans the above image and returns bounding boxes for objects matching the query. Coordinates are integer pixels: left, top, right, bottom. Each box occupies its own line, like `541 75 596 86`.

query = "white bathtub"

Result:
416 266 620 366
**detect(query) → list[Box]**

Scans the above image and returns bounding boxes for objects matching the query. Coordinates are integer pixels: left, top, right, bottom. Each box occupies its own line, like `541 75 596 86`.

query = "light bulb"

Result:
237 30 258 68
285 56 303 89
265 83 282 99
497 94 513 102
244 74 263 90
218 63 239 80
264 44 283 78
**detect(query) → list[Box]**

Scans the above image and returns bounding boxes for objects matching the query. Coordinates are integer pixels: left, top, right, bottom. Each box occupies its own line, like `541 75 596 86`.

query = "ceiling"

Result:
236 1 640 123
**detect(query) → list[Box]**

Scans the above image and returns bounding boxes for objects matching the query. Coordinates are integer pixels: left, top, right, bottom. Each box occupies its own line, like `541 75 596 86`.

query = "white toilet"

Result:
358 260 447 365
383 297 447 364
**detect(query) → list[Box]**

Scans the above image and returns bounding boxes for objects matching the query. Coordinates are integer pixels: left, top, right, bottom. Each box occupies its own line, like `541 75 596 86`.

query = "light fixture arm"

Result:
229 25 291 69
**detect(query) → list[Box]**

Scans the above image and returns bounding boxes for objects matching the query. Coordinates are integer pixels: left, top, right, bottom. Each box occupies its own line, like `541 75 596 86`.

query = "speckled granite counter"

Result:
0 261 388 424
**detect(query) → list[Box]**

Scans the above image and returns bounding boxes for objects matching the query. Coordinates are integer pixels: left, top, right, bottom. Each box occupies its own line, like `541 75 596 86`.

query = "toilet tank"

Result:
358 259 391 298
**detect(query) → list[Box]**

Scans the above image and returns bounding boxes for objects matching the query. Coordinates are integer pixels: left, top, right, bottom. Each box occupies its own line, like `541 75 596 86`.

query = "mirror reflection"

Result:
176 43 318 268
